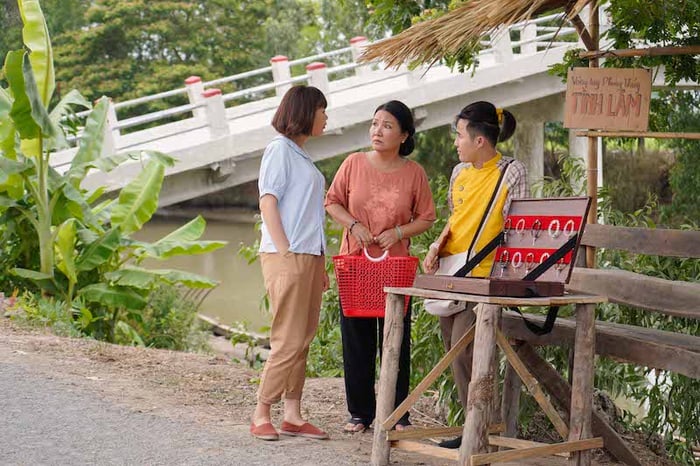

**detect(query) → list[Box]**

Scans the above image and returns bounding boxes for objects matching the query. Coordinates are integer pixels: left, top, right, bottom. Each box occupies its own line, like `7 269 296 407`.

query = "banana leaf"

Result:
49 89 90 151
110 159 164 235
79 283 147 310
75 228 121 272
0 87 13 144
18 0 54 106
105 266 218 289
68 97 108 184
155 215 207 243
5 51 40 140
148 240 227 260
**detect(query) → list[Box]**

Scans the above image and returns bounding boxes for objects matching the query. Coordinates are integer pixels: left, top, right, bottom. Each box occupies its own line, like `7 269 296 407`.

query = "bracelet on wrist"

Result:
395 225 403 240
349 219 359 233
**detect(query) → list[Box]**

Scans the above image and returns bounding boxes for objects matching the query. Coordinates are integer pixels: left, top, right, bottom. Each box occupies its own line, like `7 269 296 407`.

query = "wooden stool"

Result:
371 287 607 466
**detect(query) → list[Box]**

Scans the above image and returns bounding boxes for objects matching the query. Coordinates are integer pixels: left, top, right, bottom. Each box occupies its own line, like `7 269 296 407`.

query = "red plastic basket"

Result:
333 248 419 318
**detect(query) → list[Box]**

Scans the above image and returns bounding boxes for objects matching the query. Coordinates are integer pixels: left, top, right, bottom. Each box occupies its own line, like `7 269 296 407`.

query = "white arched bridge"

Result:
51 13 683 206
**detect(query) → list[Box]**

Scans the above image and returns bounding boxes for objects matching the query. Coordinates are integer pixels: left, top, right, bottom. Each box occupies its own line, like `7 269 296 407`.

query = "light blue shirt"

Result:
258 135 326 255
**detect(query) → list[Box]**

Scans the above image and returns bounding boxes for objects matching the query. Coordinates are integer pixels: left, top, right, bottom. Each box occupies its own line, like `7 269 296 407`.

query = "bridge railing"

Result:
63 12 577 155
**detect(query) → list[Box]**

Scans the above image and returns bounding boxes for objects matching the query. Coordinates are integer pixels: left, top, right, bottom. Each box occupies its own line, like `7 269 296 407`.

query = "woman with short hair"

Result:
251 85 330 441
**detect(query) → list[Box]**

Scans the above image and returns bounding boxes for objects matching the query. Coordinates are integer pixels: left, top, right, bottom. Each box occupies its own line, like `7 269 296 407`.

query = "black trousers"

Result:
339 301 412 426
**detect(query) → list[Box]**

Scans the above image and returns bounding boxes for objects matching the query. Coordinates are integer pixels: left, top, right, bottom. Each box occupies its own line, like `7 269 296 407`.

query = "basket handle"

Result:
363 247 389 263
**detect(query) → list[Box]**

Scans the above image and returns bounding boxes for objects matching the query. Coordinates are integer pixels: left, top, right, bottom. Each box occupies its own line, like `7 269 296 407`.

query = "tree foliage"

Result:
52 0 276 103
366 0 452 34
603 0 700 85
1 0 91 77
651 90 700 223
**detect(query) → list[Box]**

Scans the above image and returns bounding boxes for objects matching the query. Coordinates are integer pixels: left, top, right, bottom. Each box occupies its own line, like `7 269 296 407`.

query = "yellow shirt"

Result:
442 155 510 277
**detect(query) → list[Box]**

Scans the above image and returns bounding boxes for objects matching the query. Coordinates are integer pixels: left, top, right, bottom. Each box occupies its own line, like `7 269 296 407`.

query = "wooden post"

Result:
585 2 600 268
569 303 596 466
490 309 503 450
371 292 405 466
501 342 522 438
459 304 500 465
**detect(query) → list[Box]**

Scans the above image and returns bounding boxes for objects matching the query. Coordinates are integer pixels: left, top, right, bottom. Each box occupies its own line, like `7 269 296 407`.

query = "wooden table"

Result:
371 287 607 466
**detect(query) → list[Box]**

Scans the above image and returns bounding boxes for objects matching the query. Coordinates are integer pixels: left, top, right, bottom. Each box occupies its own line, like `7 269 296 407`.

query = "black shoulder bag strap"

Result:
453 160 513 278
507 234 579 335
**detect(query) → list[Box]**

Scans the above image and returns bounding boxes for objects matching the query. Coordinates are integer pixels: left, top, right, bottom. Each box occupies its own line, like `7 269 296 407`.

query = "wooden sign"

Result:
564 68 652 131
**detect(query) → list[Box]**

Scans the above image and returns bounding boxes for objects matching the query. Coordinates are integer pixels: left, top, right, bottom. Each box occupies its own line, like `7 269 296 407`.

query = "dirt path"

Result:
0 319 665 465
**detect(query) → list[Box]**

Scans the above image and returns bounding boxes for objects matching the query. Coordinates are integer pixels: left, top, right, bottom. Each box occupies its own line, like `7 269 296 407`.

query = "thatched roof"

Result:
361 0 595 68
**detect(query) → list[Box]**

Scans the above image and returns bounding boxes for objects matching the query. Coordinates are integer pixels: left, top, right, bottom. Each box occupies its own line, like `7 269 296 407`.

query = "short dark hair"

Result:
374 100 416 156
272 86 327 137
455 101 516 146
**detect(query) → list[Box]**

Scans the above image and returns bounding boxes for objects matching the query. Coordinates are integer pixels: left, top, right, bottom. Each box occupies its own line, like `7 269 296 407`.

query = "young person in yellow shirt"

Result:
422 101 530 448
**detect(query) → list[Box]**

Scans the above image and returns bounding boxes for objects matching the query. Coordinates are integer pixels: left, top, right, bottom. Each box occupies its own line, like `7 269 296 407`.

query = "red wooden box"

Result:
413 197 591 297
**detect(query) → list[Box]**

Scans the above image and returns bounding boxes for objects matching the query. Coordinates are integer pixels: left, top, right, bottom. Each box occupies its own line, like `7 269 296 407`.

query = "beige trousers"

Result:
439 303 478 412
258 252 325 405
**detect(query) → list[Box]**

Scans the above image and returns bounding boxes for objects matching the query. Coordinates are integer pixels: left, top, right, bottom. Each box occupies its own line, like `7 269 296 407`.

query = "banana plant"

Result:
1 1 227 340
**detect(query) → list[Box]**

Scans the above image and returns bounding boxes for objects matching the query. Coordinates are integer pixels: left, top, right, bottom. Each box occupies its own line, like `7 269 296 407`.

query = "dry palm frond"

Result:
361 0 597 68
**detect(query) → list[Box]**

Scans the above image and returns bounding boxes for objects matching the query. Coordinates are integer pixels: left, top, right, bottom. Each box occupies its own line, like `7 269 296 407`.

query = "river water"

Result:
136 213 269 333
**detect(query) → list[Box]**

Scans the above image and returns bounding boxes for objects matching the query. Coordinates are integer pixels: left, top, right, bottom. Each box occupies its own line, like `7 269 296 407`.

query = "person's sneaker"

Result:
438 435 461 449
280 421 329 440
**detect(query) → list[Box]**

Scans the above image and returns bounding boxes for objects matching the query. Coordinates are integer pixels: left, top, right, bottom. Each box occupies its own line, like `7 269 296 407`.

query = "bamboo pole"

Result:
569 14 595 51
575 130 700 140
579 44 700 59
585 2 599 269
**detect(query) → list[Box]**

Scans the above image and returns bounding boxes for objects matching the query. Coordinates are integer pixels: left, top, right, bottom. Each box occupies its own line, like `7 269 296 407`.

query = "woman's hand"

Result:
422 246 439 274
351 223 374 247
375 228 401 251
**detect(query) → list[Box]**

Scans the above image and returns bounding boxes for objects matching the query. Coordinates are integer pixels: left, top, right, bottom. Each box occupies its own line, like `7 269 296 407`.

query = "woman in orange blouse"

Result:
325 100 436 433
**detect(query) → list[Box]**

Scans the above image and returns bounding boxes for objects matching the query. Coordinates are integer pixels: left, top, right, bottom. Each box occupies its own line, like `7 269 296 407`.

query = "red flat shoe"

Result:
280 421 329 440
250 421 279 441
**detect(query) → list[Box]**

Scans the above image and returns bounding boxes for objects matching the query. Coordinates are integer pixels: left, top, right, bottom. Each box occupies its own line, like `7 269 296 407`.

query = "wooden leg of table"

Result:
459 304 500 465
501 342 522 438
381 324 476 431
491 311 503 421
371 292 406 466
568 303 596 466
